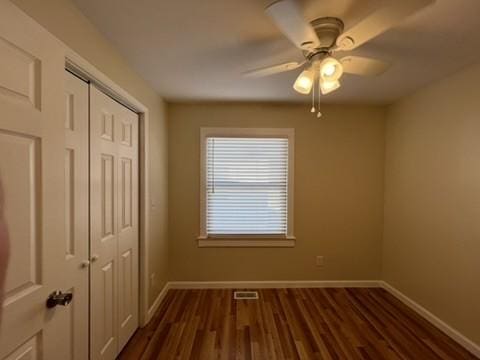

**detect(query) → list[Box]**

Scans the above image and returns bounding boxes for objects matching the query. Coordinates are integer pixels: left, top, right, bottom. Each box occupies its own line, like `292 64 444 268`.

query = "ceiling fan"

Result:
245 0 434 116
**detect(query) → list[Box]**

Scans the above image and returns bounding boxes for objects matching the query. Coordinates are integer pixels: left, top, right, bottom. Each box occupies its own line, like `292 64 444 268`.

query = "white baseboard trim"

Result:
145 282 171 324
168 280 381 289
380 281 480 358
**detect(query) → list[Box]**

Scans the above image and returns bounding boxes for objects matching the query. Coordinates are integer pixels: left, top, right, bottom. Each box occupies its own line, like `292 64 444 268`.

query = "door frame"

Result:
64 51 152 327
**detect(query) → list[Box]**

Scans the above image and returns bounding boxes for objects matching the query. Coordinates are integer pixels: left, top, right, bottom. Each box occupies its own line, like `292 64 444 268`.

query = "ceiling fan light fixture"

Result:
319 57 343 82
320 79 341 95
293 68 314 94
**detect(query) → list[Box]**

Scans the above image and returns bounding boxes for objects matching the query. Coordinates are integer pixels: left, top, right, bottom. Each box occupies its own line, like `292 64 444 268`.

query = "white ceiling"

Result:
73 0 480 104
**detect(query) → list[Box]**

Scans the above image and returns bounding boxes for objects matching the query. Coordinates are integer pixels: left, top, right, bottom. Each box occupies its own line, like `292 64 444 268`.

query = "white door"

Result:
64 71 90 360
0 2 74 359
89 85 139 359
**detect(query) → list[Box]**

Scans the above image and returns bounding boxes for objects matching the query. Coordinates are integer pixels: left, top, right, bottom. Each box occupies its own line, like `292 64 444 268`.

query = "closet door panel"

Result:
90 86 119 360
90 85 139 359
117 108 139 351
64 71 90 360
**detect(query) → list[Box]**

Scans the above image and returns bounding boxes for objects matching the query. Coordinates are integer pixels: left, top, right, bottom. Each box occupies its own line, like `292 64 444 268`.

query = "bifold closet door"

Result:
64 71 90 360
89 85 139 359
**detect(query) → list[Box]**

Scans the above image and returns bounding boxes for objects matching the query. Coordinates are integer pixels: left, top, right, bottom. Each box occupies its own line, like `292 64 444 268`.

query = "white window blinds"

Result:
206 137 289 235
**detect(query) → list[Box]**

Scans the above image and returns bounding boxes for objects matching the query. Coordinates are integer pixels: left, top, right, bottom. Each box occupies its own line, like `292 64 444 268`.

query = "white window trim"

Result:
198 127 295 248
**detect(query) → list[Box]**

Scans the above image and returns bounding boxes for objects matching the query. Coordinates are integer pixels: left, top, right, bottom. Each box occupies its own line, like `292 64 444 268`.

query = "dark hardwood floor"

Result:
119 288 477 359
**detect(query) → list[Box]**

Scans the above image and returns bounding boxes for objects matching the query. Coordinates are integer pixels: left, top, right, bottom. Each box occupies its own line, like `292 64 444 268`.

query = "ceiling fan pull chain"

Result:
317 79 322 118
311 76 316 113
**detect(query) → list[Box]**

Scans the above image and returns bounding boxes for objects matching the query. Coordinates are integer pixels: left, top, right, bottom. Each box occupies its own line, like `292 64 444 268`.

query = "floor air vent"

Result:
234 291 259 300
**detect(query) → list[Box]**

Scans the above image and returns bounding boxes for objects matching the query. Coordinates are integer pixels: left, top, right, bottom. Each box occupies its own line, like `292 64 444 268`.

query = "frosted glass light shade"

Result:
293 68 314 94
320 79 341 94
319 57 343 82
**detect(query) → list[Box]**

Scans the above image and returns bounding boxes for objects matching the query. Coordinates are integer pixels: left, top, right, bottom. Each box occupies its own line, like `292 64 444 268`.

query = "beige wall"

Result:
383 62 480 344
12 0 169 306
168 103 386 281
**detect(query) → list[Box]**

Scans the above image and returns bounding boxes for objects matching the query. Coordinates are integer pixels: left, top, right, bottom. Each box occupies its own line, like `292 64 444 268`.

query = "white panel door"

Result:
0 2 73 359
64 71 90 360
90 85 139 359
116 98 139 352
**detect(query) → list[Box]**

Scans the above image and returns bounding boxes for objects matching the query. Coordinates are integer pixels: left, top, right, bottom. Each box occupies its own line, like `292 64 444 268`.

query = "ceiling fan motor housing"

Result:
304 17 344 57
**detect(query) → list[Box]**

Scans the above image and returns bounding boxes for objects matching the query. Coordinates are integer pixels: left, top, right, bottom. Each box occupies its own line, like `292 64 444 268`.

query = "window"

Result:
199 128 295 247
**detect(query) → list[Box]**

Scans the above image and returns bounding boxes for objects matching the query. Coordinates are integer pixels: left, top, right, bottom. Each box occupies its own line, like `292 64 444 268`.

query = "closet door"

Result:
115 95 139 352
89 85 139 359
64 71 90 360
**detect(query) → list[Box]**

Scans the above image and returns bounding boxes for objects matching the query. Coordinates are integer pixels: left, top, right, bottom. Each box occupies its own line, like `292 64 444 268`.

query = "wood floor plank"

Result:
118 288 478 360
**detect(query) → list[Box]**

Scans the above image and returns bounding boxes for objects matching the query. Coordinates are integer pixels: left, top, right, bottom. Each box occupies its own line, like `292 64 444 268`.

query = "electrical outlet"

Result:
316 256 324 267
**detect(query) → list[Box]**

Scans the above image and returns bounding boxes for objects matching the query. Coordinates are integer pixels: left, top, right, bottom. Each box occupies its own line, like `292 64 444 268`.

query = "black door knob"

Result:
46 290 73 308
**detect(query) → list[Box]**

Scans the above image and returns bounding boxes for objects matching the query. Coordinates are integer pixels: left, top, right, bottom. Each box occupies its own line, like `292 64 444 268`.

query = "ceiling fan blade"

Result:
336 0 435 50
243 61 304 78
340 56 389 76
265 0 320 51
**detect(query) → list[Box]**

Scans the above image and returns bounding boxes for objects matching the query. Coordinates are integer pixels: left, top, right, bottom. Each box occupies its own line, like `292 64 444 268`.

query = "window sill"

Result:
197 235 296 248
